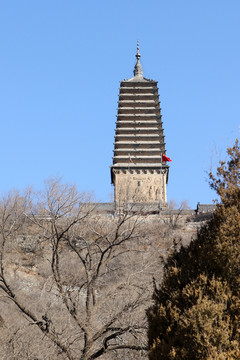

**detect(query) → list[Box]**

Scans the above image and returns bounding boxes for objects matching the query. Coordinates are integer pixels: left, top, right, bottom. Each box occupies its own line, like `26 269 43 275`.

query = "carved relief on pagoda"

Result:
114 171 167 204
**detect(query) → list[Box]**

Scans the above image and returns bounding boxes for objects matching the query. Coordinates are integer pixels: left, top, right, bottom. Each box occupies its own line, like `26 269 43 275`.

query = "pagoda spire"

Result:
133 40 143 77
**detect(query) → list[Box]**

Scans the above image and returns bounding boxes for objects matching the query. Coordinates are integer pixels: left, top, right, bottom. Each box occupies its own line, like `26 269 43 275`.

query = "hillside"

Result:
0 195 208 360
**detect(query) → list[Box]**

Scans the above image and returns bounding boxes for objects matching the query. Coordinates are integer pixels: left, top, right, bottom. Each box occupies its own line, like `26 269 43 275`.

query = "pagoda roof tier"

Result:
119 95 159 99
114 152 163 158
114 141 164 146
120 84 157 88
113 154 163 159
114 153 162 157
115 136 165 143
120 89 158 93
115 139 165 144
116 118 162 123
118 111 160 116
114 140 165 144
115 131 162 134
116 134 163 138
116 127 162 131
117 119 159 126
118 103 159 108
121 80 157 86
119 89 158 95
115 139 164 145
116 124 162 129
114 148 162 152
118 106 157 110
114 143 165 148
116 120 161 123
114 142 165 147
115 132 164 136
118 113 160 117
116 126 163 130
118 99 155 104
112 160 168 165
111 163 169 168
114 141 165 146
117 114 161 117
119 92 158 95
120 89 157 93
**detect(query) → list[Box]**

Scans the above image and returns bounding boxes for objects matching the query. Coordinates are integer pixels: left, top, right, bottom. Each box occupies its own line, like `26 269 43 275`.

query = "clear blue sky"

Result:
0 1 239 208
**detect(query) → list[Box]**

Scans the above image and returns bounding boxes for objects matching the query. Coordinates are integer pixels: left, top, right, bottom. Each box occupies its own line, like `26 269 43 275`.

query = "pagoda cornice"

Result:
114 140 165 145
120 86 157 90
117 114 161 117
111 164 169 169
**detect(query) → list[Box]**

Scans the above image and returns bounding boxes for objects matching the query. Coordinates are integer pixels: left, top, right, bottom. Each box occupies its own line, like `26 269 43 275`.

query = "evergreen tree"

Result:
147 139 240 359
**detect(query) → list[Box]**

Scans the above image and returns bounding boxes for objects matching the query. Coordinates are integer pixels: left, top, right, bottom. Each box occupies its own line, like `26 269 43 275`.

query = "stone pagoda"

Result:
111 43 170 208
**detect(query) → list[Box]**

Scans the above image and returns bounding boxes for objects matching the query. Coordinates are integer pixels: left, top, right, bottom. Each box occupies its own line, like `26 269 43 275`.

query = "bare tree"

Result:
0 178 152 359
163 199 191 229
0 179 196 359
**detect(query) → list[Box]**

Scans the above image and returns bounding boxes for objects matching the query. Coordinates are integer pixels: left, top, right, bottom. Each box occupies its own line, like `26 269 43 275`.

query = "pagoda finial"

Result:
134 40 143 77
136 40 141 60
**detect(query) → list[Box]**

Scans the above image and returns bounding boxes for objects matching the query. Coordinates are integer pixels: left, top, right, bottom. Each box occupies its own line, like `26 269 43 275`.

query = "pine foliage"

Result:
147 139 240 359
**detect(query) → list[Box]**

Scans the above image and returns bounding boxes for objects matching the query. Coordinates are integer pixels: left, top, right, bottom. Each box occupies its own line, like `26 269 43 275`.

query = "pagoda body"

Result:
111 44 169 207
